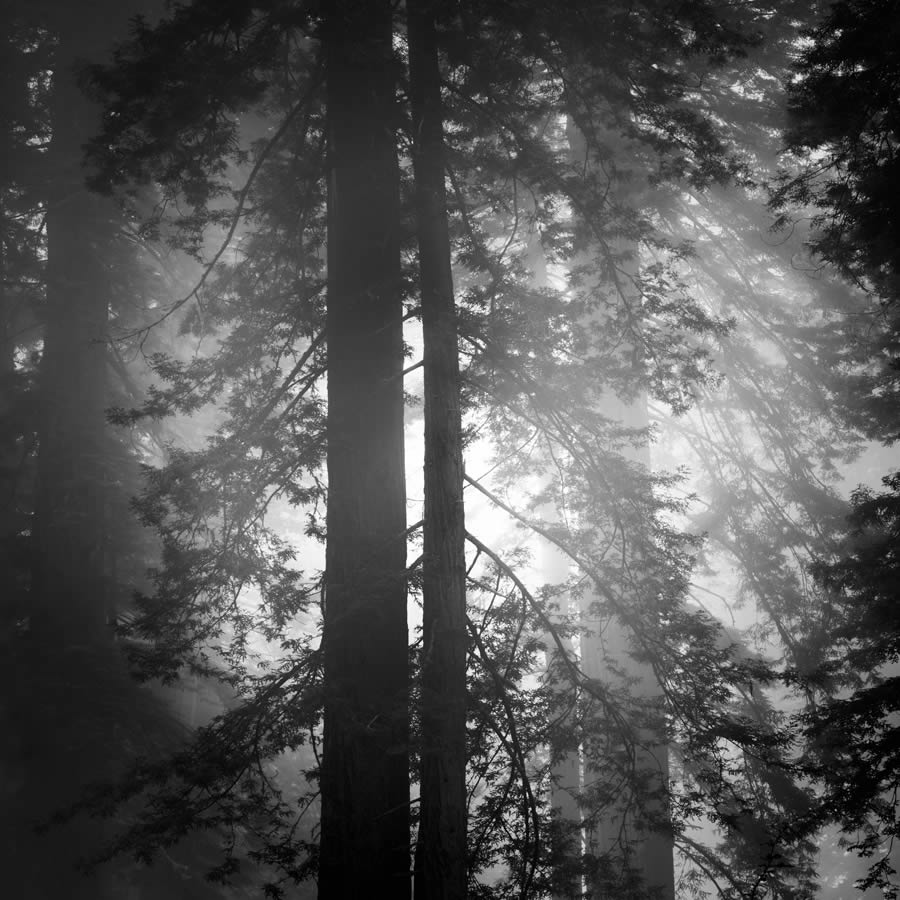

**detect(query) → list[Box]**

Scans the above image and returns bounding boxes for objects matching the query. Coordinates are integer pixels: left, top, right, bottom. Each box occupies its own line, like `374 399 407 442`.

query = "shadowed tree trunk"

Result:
319 2 411 897
8 6 136 899
408 3 469 898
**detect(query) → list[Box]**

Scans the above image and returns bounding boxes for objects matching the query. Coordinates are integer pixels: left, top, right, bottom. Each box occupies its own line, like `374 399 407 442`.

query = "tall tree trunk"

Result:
547 119 674 900
408 4 469 899
579 422 674 900
522 221 584 900
547 627 583 900
8 6 132 898
577 230 674 900
319 3 411 897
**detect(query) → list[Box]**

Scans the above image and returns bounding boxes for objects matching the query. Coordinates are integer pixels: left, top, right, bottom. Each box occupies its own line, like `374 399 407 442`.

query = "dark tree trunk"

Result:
408 4 469 899
7 7 134 899
319 2 411 898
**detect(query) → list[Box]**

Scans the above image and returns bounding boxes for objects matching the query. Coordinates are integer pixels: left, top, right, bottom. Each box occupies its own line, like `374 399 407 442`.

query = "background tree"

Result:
408 2 469 898
773 0 899 445
0 2 258 896
4 2 151 895
771 0 900 892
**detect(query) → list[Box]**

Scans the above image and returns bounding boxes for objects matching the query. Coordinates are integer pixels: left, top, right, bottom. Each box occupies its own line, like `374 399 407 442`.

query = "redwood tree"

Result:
408 2 468 898
319 2 411 897
9 3 147 898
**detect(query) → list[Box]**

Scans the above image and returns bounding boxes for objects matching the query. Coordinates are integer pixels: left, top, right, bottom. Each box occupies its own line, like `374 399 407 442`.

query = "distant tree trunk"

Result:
408 3 469 899
577 246 674 900
547 628 583 900
521 220 584 900
9 7 132 899
579 444 675 900
319 2 411 898
546 119 674 900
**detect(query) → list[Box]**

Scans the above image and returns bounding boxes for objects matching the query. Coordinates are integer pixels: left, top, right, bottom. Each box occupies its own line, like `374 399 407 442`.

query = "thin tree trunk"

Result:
319 2 411 897
408 3 469 899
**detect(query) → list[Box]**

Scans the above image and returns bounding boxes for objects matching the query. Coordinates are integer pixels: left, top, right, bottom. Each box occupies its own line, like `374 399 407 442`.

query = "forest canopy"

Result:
1 1 898 899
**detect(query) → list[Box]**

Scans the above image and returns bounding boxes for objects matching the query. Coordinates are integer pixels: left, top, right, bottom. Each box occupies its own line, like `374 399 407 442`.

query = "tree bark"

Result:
319 2 411 897
408 4 469 899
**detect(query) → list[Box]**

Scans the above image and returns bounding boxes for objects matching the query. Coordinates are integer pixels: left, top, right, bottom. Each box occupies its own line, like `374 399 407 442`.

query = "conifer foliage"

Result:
4 0 897 898
772 1 900 893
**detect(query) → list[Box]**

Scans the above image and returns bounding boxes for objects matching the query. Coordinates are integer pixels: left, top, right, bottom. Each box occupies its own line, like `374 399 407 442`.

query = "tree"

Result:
4 8 134 897
62 2 859 898
7 4 145 896
770 1 900 892
408 2 469 898
0 3 252 897
773 0 900 444
804 475 900 896
318 2 410 896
